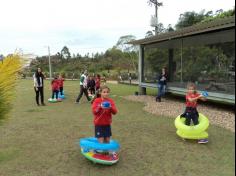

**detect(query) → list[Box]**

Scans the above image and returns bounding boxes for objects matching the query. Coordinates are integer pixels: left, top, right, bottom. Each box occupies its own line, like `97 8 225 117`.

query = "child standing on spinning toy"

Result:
51 77 60 99
92 85 117 144
181 82 208 143
58 74 65 95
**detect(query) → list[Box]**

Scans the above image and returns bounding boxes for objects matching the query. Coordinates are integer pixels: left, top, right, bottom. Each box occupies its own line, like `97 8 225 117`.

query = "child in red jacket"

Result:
181 82 208 143
95 74 101 92
51 77 60 99
92 85 117 144
58 74 65 95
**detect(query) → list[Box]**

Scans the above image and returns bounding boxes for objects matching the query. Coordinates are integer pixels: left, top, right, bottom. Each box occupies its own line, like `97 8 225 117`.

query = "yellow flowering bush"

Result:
0 54 22 121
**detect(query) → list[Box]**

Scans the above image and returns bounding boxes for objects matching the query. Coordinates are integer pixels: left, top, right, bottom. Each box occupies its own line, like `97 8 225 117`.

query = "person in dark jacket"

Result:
156 67 168 102
87 75 96 95
33 68 45 106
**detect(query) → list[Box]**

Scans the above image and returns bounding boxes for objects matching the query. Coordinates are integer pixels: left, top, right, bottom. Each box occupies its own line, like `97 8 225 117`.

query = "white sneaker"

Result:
198 139 208 144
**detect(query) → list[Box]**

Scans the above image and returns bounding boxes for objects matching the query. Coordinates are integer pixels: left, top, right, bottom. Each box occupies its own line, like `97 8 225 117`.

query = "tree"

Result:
115 35 138 73
101 57 113 73
56 52 62 58
175 8 235 29
175 10 210 29
145 30 154 38
156 23 165 33
76 53 82 59
201 8 235 23
166 24 174 32
104 47 123 61
115 35 137 52
61 46 71 59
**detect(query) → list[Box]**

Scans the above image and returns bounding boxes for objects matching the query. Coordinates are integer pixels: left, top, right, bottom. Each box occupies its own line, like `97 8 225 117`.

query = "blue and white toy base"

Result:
48 98 60 103
77 137 120 165
58 93 65 99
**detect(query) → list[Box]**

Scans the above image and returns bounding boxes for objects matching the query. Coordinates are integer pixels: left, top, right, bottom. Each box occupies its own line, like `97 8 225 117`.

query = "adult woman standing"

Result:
156 67 168 102
33 68 45 106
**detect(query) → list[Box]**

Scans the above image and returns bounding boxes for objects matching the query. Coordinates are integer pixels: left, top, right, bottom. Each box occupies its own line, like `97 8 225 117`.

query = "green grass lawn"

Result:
0 79 234 176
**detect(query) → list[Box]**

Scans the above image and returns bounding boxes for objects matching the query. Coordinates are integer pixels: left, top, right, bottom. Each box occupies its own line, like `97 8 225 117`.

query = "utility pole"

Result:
148 0 163 35
180 14 184 83
48 46 52 79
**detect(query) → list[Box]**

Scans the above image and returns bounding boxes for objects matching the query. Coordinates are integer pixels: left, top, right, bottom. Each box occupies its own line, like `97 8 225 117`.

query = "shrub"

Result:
0 54 21 122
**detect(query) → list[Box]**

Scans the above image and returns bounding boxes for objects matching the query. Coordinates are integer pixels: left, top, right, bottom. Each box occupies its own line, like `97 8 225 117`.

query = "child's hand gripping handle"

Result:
202 91 208 97
94 102 110 124
101 101 111 109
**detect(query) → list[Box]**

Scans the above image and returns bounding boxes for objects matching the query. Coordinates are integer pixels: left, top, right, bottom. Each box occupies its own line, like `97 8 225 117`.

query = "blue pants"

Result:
52 90 59 99
157 84 166 99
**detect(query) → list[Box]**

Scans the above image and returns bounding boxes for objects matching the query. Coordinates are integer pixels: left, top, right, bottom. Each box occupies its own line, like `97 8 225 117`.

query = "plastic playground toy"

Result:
54 91 65 99
88 94 95 100
101 101 111 108
48 98 62 103
174 113 209 139
77 137 120 165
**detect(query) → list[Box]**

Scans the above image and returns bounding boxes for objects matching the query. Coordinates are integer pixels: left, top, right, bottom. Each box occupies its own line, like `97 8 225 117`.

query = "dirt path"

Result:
124 95 235 132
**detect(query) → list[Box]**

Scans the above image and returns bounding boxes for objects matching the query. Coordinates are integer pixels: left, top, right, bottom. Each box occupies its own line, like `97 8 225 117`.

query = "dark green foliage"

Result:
201 8 235 23
175 8 235 29
27 46 139 78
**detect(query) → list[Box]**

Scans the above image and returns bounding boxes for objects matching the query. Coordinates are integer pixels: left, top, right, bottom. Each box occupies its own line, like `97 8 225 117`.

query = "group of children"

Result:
55 75 207 145
93 82 209 146
75 70 101 104
48 70 208 145
50 71 101 103
51 74 65 100
52 71 115 146
72 70 117 146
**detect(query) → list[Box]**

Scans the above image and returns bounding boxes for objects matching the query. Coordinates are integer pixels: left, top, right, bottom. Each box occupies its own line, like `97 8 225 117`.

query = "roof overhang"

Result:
129 16 235 46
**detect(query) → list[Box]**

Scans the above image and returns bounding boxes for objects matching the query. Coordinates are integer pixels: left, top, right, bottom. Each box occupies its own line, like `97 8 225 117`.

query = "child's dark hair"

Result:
51 77 57 84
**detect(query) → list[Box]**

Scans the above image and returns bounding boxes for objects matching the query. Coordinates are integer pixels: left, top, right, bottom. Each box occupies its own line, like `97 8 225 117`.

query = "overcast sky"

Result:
0 0 234 56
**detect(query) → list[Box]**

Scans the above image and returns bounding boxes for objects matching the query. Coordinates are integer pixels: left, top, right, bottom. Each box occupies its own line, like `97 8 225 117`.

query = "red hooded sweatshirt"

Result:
58 78 64 87
92 97 117 125
95 77 101 90
51 79 59 91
